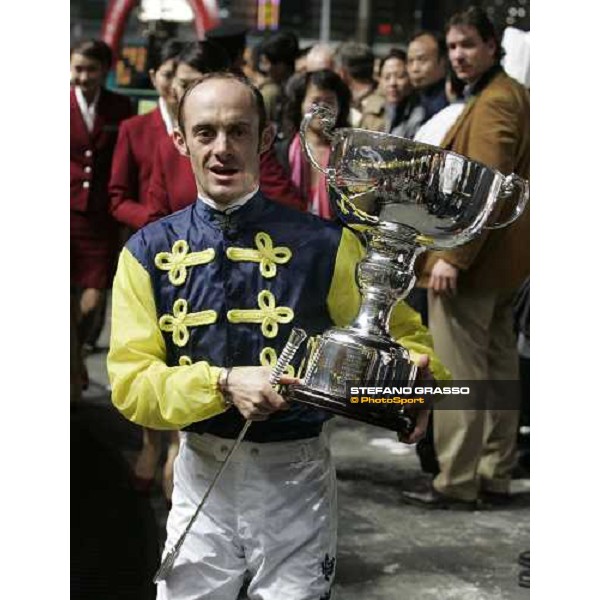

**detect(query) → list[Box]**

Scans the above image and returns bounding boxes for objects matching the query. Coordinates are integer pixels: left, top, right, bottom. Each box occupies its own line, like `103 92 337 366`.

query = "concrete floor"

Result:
81 317 530 600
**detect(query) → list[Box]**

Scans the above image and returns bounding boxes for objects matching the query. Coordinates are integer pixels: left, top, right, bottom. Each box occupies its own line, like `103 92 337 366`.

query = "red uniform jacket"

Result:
146 135 305 222
70 87 133 289
108 108 171 230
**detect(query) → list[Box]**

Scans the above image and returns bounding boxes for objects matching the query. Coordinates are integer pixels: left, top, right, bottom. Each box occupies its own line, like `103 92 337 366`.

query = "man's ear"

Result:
485 38 497 60
173 127 190 157
259 123 276 154
149 69 157 88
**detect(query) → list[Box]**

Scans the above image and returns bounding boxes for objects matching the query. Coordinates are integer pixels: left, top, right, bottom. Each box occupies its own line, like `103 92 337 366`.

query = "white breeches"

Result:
156 430 337 600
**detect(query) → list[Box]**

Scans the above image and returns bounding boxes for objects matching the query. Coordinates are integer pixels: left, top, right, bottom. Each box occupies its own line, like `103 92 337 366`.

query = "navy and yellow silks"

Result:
108 193 450 442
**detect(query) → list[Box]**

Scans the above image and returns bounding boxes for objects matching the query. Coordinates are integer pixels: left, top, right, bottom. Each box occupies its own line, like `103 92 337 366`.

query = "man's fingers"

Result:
405 426 426 445
415 354 430 369
400 409 430 444
261 386 289 411
278 374 301 386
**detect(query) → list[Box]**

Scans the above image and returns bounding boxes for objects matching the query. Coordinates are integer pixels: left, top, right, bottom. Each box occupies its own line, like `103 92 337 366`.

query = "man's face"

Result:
446 25 497 85
379 57 412 104
174 78 270 205
407 35 446 90
70 53 106 98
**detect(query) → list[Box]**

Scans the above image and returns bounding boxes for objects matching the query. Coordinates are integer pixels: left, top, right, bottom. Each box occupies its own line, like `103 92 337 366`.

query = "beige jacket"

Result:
418 69 530 291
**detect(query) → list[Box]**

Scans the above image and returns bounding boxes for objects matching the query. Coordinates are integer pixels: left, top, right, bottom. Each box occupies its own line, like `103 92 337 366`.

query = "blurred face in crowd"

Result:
70 53 107 101
150 58 177 104
305 45 335 73
446 25 497 85
379 57 412 105
259 54 288 83
302 83 339 136
174 78 273 205
172 62 203 103
407 34 446 90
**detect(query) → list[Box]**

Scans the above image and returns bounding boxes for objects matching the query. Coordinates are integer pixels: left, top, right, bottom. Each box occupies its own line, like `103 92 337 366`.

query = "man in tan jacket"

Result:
403 6 529 509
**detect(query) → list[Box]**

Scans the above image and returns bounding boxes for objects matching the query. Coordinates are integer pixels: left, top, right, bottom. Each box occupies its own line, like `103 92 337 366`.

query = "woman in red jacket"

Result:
108 40 186 499
146 41 305 221
70 40 132 352
108 40 183 230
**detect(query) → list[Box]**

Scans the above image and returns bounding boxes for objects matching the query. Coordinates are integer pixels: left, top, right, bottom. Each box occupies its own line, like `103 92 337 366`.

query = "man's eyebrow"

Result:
226 118 253 128
190 118 253 133
191 122 214 135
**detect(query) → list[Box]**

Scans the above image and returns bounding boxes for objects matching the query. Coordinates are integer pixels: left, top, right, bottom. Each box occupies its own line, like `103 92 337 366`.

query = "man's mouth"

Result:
210 165 239 177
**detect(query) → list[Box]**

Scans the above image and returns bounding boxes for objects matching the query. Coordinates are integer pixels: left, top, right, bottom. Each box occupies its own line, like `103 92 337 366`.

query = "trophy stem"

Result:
351 223 425 338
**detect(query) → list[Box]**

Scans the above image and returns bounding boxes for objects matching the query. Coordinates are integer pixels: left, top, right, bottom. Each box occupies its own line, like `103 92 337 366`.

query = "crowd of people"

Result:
70 5 530 598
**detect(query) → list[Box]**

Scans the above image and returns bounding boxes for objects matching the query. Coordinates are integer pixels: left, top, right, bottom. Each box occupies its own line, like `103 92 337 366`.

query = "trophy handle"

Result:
485 173 529 230
300 104 336 178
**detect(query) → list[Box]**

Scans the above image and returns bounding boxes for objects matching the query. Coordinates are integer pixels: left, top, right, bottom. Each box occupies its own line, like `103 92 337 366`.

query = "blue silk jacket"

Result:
108 192 449 442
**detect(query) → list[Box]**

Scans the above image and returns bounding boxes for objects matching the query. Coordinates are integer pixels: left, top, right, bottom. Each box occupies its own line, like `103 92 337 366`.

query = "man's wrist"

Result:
218 367 234 408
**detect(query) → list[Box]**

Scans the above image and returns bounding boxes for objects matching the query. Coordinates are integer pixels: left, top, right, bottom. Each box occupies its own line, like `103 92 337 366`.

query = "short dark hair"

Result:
379 48 407 76
259 31 299 70
446 6 504 62
409 30 447 60
148 38 184 71
70 39 113 69
177 72 267 138
176 40 231 74
283 69 351 133
334 42 375 82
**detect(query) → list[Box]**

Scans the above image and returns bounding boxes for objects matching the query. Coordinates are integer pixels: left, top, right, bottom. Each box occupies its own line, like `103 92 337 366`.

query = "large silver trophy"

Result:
285 104 529 434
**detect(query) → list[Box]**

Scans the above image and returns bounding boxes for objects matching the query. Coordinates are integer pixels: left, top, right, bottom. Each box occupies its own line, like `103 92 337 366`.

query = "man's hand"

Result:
221 367 300 421
398 354 433 445
428 259 458 295
80 288 102 317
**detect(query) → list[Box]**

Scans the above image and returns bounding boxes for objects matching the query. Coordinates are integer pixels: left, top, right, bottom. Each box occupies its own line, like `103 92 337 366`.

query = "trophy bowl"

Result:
286 104 529 433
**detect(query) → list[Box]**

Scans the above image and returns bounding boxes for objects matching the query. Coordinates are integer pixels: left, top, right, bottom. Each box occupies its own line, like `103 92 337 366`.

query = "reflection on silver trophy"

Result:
285 104 530 433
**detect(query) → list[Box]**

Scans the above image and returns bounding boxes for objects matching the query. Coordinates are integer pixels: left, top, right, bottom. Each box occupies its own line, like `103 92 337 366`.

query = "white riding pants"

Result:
156 430 337 600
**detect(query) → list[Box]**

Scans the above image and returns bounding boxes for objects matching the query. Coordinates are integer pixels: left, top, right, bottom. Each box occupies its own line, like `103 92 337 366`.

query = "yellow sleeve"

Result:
107 247 227 430
327 227 452 382
387 303 452 382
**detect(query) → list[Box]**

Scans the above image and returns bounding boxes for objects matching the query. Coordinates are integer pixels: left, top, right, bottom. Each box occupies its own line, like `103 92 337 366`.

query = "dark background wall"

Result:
71 0 530 48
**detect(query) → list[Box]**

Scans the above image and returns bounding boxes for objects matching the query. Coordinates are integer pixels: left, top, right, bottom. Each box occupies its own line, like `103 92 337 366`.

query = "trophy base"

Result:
285 384 416 434
286 327 419 434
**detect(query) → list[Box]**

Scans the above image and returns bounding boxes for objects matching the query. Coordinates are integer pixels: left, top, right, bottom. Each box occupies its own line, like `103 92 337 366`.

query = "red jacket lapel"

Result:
70 87 91 143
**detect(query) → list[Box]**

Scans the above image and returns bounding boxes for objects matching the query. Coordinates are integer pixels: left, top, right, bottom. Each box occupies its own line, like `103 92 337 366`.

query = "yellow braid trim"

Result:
226 232 292 279
227 290 294 339
159 298 217 347
259 347 295 377
155 240 215 286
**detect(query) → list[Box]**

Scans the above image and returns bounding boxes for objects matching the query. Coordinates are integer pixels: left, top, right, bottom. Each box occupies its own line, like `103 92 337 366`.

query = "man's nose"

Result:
213 131 230 155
